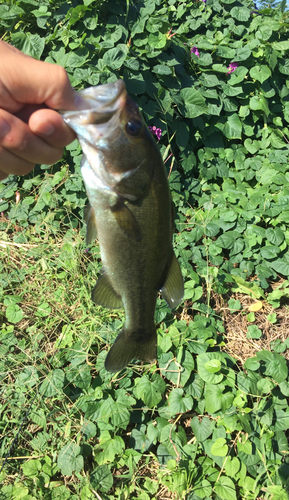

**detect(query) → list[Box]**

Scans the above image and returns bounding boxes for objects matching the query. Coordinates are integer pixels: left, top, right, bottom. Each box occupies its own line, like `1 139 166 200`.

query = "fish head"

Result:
62 80 162 200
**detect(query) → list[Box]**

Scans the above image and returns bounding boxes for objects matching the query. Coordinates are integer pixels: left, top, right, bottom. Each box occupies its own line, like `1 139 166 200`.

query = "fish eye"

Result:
125 119 142 136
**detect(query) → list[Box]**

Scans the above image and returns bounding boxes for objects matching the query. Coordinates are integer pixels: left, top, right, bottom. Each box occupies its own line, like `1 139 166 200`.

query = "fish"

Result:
62 79 184 373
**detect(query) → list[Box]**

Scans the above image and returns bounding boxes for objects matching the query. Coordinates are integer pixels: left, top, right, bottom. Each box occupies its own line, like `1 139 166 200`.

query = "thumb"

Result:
0 41 79 112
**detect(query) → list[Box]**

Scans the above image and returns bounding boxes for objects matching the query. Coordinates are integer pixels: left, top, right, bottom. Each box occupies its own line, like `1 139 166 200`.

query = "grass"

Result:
1 201 289 499
1 221 175 498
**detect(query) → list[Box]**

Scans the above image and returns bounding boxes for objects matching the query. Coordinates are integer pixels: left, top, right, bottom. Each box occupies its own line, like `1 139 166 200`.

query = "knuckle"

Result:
55 65 70 88
5 132 29 152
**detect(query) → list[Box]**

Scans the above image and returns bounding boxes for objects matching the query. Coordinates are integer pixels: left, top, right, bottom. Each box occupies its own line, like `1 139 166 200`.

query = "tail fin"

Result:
105 327 157 373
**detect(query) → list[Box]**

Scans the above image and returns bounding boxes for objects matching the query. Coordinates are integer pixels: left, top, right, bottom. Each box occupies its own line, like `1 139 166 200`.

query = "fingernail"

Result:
0 118 10 137
34 122 56 136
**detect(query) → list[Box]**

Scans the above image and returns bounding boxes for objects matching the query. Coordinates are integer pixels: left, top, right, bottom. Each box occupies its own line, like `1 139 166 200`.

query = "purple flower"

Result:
227 62 238 75
201 0 206 3
149 125 162 141
84 248 90 253
191 46 200 57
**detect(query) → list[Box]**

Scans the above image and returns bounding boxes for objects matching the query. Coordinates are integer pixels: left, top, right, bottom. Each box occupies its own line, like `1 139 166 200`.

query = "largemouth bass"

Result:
62 80 183 372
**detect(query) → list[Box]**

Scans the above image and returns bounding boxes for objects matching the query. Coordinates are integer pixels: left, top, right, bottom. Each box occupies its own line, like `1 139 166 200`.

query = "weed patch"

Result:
1 0 289 499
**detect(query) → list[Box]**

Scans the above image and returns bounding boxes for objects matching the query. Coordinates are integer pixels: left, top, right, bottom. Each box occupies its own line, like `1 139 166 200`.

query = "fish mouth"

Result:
80 79 125 110
61 79 127 146
61 80 126 127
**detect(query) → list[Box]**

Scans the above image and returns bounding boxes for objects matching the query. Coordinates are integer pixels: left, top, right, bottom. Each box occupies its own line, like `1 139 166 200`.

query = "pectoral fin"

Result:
110 199 141 241
92 272 123 309
161 254 184 309
84 203 98 245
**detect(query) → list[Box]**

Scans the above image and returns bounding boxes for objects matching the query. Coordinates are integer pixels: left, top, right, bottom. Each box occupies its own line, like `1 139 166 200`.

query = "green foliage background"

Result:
1 0 289 499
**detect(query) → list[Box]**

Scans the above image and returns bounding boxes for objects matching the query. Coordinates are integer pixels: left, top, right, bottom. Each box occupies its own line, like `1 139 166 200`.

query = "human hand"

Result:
0 41 81 181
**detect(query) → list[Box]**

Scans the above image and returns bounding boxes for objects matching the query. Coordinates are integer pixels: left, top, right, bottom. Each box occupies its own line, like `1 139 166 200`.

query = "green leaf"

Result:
266 227 284 247
247 325 262 339
217 46 236 59
134 374 166 408
205 383 235 414
202 74 220 88
260 246 280 259
279 59 289 75
225 457 241 477
204 359 222 374
228 66 248 85
230 6 250 21
244 138 260 154
179 88 207 118
90 465 113 493
257 378 275 394
153 64 171 75
66 363 92 390
157 444 175 466
184 282 203 301
5 304 24 324
210 437 228 457
272 41 289 51
96 435 125 464
159 333 172 352
35 302 51 318
223 114 242 140
193 479 212 498
81 421 97 440
228 298 241 311
214 476 237 500
191 416 213 442
39 369 65 397
279 381 289 397
130 424 152 452
22 459 41 478
270 259 289 277
237 438 252 454
113 392 136 429
168 388 193 415
265 485 288 500
234 46 251 62
216 233 235 249
197 352 225 384
148 32 167 49
103 44 128 70
10 32 45 59
265 353 288 383
244 358 260 371
159 350 194 386
250 65 271 84
57 443 83 476
249 95 269 116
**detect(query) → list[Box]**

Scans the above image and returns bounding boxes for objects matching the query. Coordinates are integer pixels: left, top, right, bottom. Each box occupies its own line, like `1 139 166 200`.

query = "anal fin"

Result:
92 272 123 309
161 254 184 309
